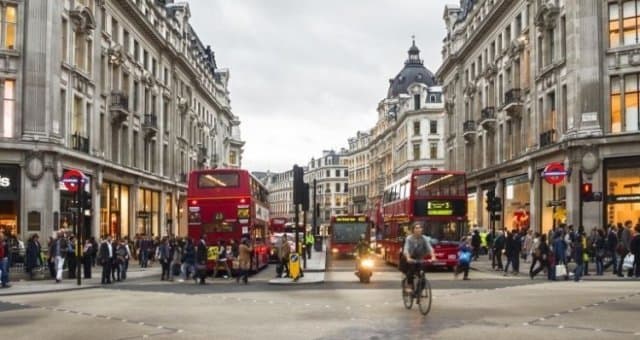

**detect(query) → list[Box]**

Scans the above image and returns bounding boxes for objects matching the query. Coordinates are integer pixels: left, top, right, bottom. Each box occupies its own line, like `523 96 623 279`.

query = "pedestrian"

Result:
619 221 633 277
0 232 10 288
530 234 549 279
603 225 619 274
157 237 171 281
180 238 196 282
82 239 93 279
594 229 606 276
169 238 181 281
470 229 480 261
492 230 504 271
26 234 42 280
67 234 77 279
553 231 568 280
573 233 585 282
195 235 208 284
503 231 515 275
121 238 131 280
99 235 113 284
51 231 68 283
237 238 253 284
523 230 533 263
630 225 640 278
213 240 231 279
279 234 291 278
454 237 472 280
305 231 315 260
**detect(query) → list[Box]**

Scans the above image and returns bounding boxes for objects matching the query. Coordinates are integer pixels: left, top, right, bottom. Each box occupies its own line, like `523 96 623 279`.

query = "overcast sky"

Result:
189 0 451 173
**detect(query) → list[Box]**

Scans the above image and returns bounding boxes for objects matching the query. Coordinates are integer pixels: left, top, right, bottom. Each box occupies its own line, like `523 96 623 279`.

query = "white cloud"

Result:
188 0 450 172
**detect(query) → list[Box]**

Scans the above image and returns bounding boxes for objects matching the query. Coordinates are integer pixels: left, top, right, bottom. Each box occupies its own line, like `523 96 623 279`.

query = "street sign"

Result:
591 192 603 202
547 200 565 207
61 169 85 192
542 162 568 185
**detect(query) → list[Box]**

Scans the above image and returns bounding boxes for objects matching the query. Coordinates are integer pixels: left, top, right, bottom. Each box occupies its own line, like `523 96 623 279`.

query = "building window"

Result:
134 40 140 62
610 3 621 48
62 18 68 62
326 170 330 178
430 142 438 159
1 80 15 138
123 30 130 53
111 18 118 42
336 183 340 192
560 16 566 59
413 144 420 160
2 5 16 50
611 76 622 133
414 94 421 110
546 28 555 65
229 151 237 165
72 96 85 136
413 120 420 136
624 74 640 132
344 183 348 193
430 120 438 134
74 33 86 72
623 1 639 46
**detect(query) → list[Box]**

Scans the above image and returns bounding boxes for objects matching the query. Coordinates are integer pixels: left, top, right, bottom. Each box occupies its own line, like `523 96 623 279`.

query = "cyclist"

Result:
403 222 435 293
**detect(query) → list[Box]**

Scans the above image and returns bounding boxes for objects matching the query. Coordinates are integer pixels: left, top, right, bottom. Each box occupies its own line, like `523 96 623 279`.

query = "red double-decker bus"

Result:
187 168 271 273
329 215 371 257
379 170 467 270
269 217 288 233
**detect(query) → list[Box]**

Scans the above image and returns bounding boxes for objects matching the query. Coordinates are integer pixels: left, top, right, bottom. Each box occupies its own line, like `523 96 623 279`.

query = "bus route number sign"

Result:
335 216 366 223
426 201 453 216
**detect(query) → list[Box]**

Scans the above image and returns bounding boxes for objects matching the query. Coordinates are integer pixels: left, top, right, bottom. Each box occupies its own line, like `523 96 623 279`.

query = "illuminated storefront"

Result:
503 175 530 231
540 177 566 235
467 191 478 229
99 182 130 238
137 188 160 237
0 165 19 236
605 157 640 226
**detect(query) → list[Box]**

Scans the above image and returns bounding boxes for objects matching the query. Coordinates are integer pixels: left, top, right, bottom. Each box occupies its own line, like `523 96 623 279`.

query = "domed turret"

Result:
387 39 438 98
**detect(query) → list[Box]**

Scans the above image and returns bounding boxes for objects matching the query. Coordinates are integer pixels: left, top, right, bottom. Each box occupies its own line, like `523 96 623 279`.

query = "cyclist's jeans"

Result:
406 263 422 287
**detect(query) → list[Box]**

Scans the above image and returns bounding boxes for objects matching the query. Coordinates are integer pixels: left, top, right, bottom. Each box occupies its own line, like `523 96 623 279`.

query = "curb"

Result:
0 285 99 297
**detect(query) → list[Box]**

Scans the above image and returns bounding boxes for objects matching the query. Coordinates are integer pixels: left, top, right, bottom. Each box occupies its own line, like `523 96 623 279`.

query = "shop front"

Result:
605 157 640 226
137 188 160 237
540 173 567 236
503 175 530 231
467 190 478 229
100 182 130 239
0 165 20 236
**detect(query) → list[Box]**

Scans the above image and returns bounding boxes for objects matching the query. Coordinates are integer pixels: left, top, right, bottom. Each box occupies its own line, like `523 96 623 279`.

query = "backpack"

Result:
458 250 471 265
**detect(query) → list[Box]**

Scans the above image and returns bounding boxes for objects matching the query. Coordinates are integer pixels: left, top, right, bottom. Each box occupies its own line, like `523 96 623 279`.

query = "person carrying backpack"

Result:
455 237 473 280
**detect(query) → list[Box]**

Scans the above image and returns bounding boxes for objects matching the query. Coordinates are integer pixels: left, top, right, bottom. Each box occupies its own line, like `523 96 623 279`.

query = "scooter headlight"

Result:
331 248 339 253
361 259 374 268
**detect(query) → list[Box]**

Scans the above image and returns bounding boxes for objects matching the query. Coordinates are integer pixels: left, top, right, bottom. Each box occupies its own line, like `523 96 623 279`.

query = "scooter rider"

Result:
354 234 370 273
403 222 435 292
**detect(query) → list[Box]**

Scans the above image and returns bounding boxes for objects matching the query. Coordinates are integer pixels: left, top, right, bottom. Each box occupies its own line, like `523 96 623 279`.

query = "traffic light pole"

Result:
75 175 83 286
312 179 317 237
578 170 583 230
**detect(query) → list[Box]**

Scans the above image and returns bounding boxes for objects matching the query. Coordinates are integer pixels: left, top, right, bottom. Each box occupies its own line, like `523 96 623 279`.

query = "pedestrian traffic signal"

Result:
581 182 593 202
485 189 496 212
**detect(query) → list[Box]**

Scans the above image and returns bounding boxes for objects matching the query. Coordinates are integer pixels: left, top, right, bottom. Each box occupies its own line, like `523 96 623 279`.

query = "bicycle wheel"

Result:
401 278 413 309
418 277 432 315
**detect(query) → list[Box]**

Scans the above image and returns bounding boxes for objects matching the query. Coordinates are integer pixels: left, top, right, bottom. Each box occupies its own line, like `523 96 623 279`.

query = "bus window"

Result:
198 173 239 188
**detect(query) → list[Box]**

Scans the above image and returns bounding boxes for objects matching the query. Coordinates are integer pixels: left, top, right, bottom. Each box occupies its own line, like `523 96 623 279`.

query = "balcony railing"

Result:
143 114 158 128
71 133 89 153
480 107 496 120
109 91 129 124
463 120 476 132
505 88 522 105
539 129 556 148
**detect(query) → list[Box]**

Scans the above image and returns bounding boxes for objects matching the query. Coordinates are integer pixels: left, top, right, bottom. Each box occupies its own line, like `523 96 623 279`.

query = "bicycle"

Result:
401 260 432 315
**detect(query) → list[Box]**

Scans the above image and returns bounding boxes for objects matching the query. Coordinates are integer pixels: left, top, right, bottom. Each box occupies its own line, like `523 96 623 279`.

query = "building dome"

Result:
387 40 438 98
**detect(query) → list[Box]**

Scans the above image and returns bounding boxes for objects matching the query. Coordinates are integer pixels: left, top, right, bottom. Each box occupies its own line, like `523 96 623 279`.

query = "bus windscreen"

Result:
333 223 368 243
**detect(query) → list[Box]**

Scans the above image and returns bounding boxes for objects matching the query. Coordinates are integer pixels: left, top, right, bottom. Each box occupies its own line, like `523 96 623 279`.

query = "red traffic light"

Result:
581 182 593 201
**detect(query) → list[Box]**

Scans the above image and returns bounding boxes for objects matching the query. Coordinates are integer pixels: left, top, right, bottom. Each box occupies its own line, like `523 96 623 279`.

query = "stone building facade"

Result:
438 0 640 234
0 0 244 242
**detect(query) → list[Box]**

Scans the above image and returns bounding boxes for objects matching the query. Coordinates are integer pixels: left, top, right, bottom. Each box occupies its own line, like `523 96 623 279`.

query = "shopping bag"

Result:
555 264 567 277
623 253 635 270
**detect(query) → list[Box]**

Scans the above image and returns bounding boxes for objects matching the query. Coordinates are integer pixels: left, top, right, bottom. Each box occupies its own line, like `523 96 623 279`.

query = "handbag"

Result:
555 264 567 277
623 253 635 270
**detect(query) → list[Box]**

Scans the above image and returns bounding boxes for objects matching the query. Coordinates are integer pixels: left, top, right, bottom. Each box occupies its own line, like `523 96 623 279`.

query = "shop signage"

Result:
0 176 9 187
137 211 151 218
608 194 640 203
0 165 18 194
542 162 568 185
61 169 86 192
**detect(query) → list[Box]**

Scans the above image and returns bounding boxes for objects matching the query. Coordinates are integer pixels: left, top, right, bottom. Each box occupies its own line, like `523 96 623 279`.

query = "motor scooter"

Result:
355 256 374 283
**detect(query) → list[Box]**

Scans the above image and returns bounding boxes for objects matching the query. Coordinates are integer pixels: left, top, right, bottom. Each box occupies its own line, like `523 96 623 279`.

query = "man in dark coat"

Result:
25 234 42 280
99 236 113 284
195 235 208 284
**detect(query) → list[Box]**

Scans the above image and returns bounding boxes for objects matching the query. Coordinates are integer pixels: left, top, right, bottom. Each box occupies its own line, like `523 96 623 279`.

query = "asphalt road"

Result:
1 256 639 340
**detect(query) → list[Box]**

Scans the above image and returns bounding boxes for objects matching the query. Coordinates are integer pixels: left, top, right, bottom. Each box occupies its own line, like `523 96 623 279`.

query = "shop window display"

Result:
504 175 530 231
606 167 640 225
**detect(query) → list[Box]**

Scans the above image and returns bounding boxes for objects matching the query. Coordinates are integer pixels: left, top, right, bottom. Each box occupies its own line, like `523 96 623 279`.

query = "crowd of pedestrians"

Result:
481 219 640 282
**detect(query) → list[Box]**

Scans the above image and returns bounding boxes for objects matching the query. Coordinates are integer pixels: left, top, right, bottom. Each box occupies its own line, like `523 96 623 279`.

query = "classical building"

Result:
305 151 349 227
438 0 640 234
0 0 243 242
262 169 295 221
344 41 446 222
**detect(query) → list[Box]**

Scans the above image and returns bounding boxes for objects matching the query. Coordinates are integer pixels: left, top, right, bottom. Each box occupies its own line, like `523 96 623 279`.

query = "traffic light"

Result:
485 189 495 212
491 197 502 213
301 183 310 211
581 182 593 202
293 165 305 205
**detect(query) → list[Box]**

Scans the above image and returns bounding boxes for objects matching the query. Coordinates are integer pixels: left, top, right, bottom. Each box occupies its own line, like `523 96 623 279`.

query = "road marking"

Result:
139 322 145 326
595 329 601 332
177 330 184 333
522 323 529 326
558 325 564 329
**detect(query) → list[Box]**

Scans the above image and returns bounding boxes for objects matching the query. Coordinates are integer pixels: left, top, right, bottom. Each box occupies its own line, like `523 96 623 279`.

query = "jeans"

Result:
595 256 604 275
55 256 65 281
574 263 584 282
140 250 148 268
121 259 129 280
616 251 628 276
181 262 195 280
1 257 9 285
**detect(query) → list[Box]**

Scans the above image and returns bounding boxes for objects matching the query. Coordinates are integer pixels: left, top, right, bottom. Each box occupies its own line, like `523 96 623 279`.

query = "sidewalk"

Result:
268 240 327 285
0 265 161 296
